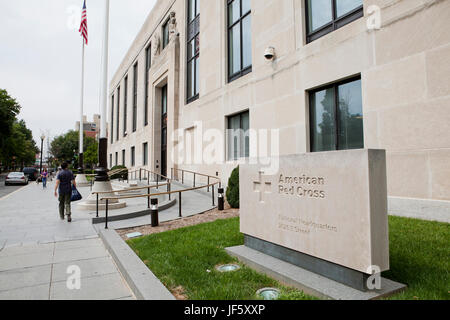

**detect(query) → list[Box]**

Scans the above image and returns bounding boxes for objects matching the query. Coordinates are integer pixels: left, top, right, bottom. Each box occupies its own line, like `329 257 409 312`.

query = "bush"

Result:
226 166 240 209
110 165 128 180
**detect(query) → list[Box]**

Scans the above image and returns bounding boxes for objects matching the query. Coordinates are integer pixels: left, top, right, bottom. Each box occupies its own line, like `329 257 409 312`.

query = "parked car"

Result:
23 167 38 181
5 172 29 186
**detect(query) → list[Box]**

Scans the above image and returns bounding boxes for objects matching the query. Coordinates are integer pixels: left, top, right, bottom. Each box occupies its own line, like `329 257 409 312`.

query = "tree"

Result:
84 142 98 169
0 89 21 166
226 166 240 208
50 130 98 166
0 90 37 170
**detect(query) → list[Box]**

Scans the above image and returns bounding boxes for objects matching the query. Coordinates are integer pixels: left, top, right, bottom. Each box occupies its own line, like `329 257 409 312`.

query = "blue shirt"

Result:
57 170 74 195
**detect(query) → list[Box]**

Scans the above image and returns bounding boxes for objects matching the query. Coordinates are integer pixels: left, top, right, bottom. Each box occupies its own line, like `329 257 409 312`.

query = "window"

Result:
115 152 118 167
227 111 249 160
309 76 364 152
143 142 148 166
122 149 126 166
132 63 138 132
116 86 120 141
228 0 252 82
110 94 114 143
145 45 151 126
305 0 363 43
162 20 170 49
187 0 200 103
131 146 136 167
109 154 112 169
123 76 128 136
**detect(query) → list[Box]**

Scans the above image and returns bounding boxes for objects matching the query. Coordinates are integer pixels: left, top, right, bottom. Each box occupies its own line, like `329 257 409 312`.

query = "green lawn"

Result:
128 217 315 300
128 216 449 300
383 216 449 300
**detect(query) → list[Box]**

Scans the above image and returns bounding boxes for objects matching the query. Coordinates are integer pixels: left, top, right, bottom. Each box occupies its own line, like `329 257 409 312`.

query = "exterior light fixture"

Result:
256 288 280 300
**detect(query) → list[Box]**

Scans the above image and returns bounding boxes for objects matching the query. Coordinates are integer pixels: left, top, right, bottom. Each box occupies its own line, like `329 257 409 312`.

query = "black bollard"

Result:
151 198 159 227
218 188 225 211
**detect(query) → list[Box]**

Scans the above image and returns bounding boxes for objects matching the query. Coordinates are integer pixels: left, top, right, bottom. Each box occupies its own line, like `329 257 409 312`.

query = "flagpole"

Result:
80 0 126 212
95 0 110 182
79 39 85 173
75 0 89 187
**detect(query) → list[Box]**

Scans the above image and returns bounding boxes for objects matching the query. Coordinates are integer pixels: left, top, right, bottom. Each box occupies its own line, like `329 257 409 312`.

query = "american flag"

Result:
79 0 88 45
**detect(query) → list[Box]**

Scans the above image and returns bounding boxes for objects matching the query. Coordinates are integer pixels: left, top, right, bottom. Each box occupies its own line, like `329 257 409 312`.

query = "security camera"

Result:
264 47 275 61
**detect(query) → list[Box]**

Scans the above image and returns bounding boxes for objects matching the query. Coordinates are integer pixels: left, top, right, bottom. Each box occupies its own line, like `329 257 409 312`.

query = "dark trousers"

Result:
59 193 71 218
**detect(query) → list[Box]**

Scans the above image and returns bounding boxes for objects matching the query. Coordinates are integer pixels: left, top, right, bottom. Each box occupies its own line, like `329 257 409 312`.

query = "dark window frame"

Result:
123 76 128 137
305 0 364 43
122 149 126 167
227 110 250 161
162 19 170 49
110 94 114 143
227 0 252 83
309 75 363 152
143 142 148 166
131 146 136 167
116 86 120 142
144 45 151 126
132 62 138 133
186 0 200 104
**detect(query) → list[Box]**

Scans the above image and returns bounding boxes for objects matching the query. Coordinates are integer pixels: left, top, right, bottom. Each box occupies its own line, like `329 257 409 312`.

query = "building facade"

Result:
108 0 450 218
75 114 101 139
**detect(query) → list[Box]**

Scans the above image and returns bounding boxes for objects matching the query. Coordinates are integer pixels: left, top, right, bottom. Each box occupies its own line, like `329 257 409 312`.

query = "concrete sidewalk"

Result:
0 181 135 300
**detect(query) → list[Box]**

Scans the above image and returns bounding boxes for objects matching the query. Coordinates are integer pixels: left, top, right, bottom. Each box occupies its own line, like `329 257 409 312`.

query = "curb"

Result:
99 228 175 300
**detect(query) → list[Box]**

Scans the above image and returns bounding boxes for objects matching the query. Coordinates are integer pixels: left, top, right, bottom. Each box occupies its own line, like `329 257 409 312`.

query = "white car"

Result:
5 172 29 186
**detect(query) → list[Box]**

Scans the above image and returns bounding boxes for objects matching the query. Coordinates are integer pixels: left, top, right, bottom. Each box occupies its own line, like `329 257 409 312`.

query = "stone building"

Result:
75 114 101 140
108 0 450 219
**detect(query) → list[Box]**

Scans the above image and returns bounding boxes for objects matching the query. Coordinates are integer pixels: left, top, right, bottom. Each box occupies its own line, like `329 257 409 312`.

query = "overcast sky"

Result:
0 0 156 152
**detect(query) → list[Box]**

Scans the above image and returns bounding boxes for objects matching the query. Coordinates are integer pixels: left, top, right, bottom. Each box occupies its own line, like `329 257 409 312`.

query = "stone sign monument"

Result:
236 149 392 293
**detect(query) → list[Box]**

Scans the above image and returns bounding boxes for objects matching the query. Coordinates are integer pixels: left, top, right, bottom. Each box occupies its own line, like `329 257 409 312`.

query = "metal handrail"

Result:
100 180 220 229
92 183 169 195
171 167 221 191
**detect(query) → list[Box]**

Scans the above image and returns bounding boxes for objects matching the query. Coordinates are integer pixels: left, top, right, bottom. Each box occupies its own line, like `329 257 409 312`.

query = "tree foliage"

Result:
50 130 97 166
0 89 38 169
226 166 240 209
84 142 98 168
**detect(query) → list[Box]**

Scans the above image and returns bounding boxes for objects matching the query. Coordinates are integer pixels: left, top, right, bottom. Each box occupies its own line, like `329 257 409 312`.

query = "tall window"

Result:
162 20 170 49
110 94 114 143
109 154 112 169
132 62 138 132
309 76 364 152
145 45 151 126
306 0 363 43
115 152 118 167
131 146 136 167
228 0 252 82
122 149 126 166
116 86 120 141
123 76 128 136
143 142 148 166
227 111 249 160
187 0 200 103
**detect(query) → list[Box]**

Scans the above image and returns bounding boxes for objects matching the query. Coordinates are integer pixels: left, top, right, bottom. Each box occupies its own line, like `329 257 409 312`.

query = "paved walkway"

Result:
96 181 217 230
0 181 135 300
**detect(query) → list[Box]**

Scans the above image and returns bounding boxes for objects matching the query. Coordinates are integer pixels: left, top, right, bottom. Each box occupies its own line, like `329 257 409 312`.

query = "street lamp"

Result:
40 134 45 174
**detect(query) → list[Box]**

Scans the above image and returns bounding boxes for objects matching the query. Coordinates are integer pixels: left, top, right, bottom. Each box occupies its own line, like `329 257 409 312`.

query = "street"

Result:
0 173 27 200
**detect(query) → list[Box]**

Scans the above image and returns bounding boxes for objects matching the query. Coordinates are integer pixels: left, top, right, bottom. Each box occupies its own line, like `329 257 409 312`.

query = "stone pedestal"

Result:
75 173 90 187
77 181 127 211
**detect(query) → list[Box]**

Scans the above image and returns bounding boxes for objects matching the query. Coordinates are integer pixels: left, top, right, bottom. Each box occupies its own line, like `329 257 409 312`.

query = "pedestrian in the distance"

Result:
54 162 76 222
41 169 48 189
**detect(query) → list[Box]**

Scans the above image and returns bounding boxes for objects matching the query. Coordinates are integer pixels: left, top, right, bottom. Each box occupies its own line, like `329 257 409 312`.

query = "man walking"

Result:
54 162 76 222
